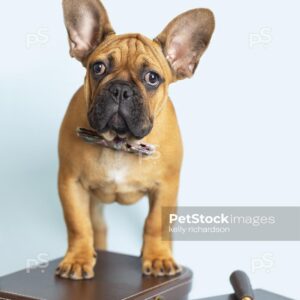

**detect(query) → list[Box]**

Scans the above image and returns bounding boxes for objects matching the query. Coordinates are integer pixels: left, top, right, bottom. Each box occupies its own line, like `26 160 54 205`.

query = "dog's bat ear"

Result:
62 0 115 65
155 9 215 80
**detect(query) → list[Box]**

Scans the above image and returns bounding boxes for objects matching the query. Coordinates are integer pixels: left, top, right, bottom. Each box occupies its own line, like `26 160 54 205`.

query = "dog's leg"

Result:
56 174 96 280
90 199 107 251
142 174 182 277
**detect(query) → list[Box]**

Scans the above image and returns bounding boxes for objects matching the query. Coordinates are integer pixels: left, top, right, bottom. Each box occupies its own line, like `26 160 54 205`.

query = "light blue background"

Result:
0 0 299 298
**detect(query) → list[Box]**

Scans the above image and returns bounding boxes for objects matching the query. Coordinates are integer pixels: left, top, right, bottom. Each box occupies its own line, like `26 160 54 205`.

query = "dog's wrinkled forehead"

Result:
88 34 172 80
63 0 215 80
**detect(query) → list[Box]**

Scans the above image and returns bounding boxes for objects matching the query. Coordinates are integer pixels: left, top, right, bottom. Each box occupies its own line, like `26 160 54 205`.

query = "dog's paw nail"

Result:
174 264 182 273
156 269 165 277
60 272 69 279
83 271 94 280
143 267 151 275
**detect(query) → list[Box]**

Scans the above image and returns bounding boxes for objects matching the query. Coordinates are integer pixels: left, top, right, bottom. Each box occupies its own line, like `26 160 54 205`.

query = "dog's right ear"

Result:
62 0 115 65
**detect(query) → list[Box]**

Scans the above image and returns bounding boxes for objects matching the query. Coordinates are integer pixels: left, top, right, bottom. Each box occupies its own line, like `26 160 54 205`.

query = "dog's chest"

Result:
88 149 148 204
106 163 128 185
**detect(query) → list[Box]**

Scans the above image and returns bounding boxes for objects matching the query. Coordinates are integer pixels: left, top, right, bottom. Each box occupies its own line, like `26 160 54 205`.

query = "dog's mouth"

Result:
76 128 155 156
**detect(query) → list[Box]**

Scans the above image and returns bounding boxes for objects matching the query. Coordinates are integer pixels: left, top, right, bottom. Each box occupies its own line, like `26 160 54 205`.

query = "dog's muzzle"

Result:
88 80 153 140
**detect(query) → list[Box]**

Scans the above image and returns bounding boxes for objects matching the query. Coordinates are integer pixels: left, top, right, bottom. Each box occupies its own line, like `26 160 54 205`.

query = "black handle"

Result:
230 270 255 300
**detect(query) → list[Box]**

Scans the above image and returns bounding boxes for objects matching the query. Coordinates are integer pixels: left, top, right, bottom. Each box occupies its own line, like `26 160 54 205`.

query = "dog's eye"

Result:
93 62 106 76
144 71 161 87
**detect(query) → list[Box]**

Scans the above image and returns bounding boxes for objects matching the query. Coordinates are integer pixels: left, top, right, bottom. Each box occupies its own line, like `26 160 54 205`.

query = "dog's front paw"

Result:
56 250 97 280
142 255 182 277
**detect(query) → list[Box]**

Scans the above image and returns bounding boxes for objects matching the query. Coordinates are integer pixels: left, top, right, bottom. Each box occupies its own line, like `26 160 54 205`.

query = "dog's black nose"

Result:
109 82 133 103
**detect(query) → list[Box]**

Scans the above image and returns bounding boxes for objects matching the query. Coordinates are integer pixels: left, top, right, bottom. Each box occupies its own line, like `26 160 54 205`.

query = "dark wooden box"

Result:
0 251 193 300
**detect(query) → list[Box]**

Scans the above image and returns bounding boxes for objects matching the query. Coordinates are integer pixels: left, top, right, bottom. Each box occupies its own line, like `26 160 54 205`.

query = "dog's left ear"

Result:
155 9 215 80
62 0 115 65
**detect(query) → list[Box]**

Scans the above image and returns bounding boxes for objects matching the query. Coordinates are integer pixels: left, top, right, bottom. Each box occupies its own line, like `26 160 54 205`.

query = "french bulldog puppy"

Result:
57 0 215 280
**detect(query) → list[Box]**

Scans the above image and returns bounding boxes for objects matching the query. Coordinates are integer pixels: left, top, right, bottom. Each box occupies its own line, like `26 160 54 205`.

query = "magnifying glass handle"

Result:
230 270 255 300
